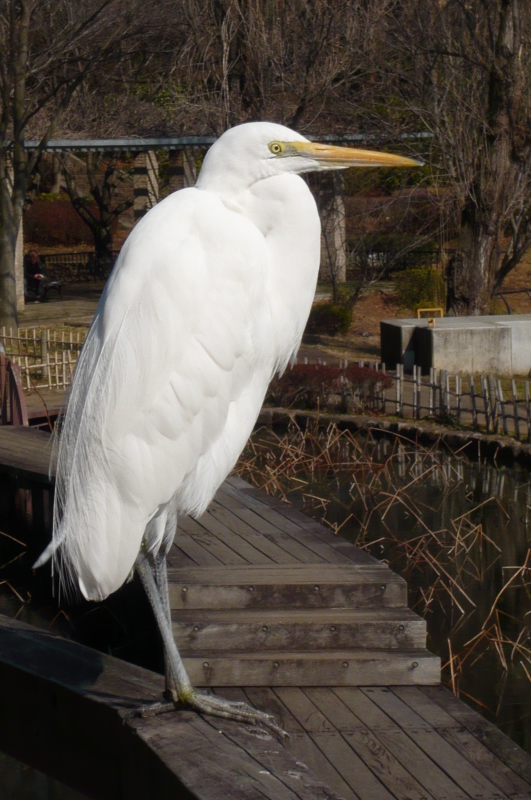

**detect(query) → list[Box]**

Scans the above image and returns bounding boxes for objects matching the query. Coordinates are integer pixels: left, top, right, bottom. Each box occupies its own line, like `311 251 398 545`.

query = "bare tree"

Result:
381 0 531 314
60 152 133 274
0 0 147 329
166 0 385 136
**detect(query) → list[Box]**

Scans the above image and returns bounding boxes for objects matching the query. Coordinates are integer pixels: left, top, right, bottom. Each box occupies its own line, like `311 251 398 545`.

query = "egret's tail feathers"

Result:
32 540 55 569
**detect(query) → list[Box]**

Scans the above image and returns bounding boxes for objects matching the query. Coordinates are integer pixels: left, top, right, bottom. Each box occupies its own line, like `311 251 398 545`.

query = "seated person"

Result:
24 250 49 300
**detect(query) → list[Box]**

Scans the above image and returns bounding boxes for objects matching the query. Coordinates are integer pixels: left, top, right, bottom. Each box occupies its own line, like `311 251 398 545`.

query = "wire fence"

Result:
0 326 87 390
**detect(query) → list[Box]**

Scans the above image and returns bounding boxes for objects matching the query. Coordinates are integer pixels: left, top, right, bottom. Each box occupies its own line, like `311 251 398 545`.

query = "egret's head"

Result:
197 121 421 194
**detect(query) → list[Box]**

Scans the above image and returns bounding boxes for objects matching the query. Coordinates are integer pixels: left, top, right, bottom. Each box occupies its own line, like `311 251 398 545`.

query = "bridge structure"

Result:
0 419 531 798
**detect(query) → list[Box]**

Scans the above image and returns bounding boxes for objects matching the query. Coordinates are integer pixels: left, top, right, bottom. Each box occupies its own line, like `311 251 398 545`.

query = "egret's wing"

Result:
50 189 272 600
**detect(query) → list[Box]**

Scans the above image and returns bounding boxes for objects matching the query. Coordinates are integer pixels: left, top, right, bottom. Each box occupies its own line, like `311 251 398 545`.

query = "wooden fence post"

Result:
526 382 531 441
396 364 400 415
481 376 490 433
469 374 478 430
488 375 498 433
512 379 520 440
400 364 404 417
497 380 508 436
412 365 418 420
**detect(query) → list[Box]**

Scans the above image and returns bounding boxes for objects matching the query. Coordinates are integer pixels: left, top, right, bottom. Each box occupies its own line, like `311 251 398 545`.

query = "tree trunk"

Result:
0 174 19 330
93 220 114 277
446 202 499 315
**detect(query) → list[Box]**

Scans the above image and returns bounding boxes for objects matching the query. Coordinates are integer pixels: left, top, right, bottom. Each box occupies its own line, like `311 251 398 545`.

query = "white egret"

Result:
35 122 419 734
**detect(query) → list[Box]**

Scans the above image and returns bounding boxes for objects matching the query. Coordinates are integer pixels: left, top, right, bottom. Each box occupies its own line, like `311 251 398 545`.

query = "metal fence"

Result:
0 327 87 390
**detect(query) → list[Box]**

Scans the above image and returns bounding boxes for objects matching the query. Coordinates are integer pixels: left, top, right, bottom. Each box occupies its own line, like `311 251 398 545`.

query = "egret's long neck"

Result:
235 173 321 371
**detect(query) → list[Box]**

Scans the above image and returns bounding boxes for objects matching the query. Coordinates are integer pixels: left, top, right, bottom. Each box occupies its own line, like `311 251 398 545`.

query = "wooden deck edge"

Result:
0 615 340 800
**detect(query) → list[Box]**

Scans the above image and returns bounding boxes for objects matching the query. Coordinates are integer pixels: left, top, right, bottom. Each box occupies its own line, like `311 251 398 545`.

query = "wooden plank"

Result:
172 608 426 653
0 614 339 800
238 488 374 565
395 687 531 798
332 688 469 800
208 687 350 800
211 500 323 564
0 426 54 482
167 564 407 611
179 516 249 565
156 708 304 800
193 509 274 565
134 708 300 800
165 545 198 568
274 687 396 800
172 532 223 566
209 506 302 564
214 502 328 565
305 688 439 800
216 487 352 565
184 650 440 688
244 686 357 800
222 481 372 565
167 565 399 584
362 687 509 799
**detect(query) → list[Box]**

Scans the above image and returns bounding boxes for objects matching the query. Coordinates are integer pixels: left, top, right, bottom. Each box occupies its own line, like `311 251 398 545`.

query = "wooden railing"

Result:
0 355 28 425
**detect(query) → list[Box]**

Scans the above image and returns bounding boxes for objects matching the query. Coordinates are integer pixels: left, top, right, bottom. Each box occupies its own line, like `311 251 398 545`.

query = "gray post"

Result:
133 151 159 221
168 150 197 193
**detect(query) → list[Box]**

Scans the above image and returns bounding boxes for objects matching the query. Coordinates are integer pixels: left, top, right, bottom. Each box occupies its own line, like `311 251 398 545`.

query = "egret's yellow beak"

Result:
287 141 422 168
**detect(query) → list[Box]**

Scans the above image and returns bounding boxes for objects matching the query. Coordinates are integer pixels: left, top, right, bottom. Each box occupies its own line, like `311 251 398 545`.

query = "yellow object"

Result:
417 307 444 318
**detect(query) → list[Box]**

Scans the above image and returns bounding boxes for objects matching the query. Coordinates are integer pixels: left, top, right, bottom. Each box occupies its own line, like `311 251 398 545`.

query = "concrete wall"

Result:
381 314 531 375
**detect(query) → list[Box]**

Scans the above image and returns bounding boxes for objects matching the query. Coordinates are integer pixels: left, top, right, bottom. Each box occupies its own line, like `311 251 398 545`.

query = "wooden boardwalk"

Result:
1 424 531 798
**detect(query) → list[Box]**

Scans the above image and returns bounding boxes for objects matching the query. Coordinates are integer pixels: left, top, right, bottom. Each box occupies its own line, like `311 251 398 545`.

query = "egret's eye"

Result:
269 142 283 156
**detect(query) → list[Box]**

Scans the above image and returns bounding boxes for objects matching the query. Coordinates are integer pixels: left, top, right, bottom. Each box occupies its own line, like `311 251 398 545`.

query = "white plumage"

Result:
37 122 419 603
35 121 419 732
44 123 322 600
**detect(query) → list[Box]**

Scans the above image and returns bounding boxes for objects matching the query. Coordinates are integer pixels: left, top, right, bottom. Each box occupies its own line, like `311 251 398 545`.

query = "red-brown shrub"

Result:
267 363 393 412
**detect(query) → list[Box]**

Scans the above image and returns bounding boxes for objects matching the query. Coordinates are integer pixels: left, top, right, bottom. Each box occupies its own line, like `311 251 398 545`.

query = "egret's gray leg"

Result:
135 551 288 737
153 552 177 698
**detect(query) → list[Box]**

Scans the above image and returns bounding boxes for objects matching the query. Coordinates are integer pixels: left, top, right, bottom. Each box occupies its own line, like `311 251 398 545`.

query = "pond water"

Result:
239 425 531 754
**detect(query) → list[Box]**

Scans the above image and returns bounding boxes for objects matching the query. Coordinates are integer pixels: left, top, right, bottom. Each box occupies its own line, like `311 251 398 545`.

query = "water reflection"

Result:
240 426 531 753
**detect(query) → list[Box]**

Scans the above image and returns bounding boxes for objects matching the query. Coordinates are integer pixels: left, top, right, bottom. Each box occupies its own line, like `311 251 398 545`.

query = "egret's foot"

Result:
131 699 178 718
129 691 287 737
188 690 289 739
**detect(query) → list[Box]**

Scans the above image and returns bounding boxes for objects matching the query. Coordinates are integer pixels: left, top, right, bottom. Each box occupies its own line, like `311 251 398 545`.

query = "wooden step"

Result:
168 564 407 610
184 650 441 687
173 608 426 652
